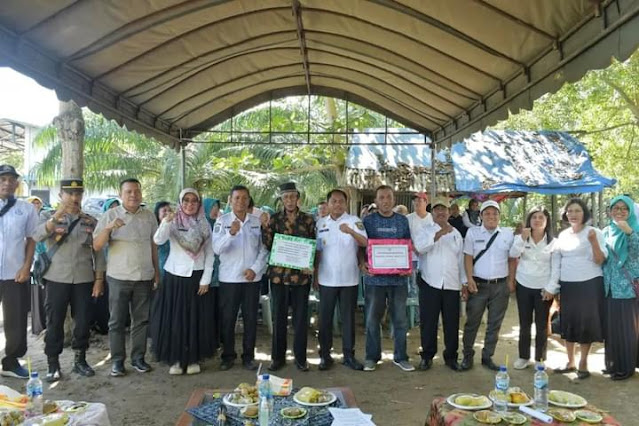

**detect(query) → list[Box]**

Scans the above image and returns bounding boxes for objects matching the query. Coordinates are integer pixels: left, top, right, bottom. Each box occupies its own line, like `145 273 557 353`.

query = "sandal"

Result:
577 370 590 379
554 366 576 374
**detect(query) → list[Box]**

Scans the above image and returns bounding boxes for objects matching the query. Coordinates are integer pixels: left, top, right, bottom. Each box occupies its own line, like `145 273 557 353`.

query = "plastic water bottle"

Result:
494 365 509 414
258 374 273 426
534 363 549 412
25 372 43 418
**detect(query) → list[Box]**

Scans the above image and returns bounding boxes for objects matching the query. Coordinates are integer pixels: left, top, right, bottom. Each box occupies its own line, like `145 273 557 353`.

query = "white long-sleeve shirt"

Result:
211 212 269 283
414 223 467 290
509 234 553 290
547 225 607 294
153 221 214 286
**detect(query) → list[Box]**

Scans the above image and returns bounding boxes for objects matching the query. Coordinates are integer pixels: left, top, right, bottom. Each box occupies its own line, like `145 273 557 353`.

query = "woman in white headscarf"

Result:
151 188 216 375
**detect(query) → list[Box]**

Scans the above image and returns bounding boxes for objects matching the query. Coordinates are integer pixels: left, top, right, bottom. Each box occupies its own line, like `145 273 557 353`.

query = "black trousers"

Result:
30 281 46 335
515 282 551 361
0 280 29 370
44 281 93 358
219 282 260 362
271 283 310 363
417 277 460 362
318 285 358 359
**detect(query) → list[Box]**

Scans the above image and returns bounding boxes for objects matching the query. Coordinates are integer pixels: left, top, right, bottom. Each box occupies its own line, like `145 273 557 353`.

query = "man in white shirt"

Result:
0 165 37 379
315 189 368 371
414 197 465 371
406 192 433 238
212 185 269 371
460 200 516 371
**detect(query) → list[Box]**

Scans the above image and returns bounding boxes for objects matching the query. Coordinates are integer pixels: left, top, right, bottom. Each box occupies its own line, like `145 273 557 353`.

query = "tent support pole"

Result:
598 191 604 227
590 192 597 227
522 193 528 222
551 195 558 235
430 140 436 198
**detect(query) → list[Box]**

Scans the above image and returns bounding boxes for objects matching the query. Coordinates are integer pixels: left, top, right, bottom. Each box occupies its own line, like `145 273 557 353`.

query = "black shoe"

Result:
481 358 500 371
318 357 334 371
418 359 433 371
131 358 152 373
611 372 633 381
45 361 62 383
460 356 473 371
295 360 310 372
445 360 461 372
553 365 576 374
268 360 285 372
110 361 126 377
342 357 364 371
242 360 258 371
220 360 234 371
576 370 590 380
72 351 95 377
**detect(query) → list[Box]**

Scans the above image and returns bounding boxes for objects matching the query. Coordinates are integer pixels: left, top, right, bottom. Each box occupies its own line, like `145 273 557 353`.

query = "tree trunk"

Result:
53 100 85 178
53 100 85 346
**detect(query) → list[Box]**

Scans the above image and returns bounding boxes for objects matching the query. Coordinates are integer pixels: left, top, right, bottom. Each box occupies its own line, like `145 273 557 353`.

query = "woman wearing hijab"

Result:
602 195 639 380
153 201 173 274
152 189 216 375
102 198 120 212
202 198 221 348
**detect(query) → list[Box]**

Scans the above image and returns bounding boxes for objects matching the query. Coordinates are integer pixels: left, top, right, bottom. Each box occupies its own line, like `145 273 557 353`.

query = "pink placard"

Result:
367 239 413 275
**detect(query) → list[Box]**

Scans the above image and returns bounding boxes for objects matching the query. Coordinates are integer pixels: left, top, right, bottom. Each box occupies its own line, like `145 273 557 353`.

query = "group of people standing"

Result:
0 161 637 383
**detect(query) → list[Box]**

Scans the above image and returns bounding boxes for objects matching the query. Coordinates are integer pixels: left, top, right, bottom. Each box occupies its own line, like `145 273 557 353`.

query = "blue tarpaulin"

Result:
451 130 616 194
346 129 615 194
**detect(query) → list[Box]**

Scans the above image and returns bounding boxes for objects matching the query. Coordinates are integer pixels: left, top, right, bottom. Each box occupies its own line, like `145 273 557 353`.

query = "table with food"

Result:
0 386 110 426
426 388 621 425
178 380 358 426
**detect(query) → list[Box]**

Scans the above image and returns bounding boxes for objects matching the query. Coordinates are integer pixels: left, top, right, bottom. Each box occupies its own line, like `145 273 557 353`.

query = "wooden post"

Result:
429 141 436 198
551 195 558 235
522 193 528 222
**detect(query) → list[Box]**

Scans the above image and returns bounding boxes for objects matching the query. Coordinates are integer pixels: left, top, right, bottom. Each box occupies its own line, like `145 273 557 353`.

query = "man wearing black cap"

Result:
33 179 106 382
262 182 316 372
0 165 38 379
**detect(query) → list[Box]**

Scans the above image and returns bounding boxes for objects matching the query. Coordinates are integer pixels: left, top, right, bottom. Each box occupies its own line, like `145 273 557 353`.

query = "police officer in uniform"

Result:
33 179 106 382
315 189 367 371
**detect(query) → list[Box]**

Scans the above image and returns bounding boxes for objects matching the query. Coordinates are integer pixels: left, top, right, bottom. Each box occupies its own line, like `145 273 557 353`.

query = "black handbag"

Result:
33 217 81 285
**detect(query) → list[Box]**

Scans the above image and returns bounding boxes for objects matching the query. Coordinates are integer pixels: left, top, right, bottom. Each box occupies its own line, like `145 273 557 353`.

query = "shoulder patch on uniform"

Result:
213 223 222 233
355 221 364 230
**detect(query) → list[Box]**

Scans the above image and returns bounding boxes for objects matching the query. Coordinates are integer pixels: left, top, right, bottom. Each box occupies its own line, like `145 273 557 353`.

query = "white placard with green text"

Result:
268 233 316 270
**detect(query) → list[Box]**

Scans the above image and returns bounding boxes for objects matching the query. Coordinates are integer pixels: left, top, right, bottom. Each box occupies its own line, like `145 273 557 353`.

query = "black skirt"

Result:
151 270 218 367
604 297 639 376
559 277 604 343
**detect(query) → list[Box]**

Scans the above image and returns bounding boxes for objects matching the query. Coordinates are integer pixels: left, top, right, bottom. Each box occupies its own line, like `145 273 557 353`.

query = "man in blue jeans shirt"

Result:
360 185 414 372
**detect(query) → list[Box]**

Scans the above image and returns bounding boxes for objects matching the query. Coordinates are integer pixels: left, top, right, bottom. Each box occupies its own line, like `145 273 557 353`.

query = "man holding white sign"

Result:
360 185 414 372
263 182 317 372
315 189 368 371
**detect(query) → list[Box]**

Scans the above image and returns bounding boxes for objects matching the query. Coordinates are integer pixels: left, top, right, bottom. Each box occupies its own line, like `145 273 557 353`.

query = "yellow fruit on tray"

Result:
510 392 529 404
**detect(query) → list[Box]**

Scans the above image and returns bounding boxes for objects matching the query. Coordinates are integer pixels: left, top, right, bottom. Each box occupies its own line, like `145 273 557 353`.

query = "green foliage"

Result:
30 96 400 207
494 49 639 200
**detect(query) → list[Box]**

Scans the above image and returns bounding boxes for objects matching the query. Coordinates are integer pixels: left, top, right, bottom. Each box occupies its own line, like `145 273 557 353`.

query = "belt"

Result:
473 276 507 285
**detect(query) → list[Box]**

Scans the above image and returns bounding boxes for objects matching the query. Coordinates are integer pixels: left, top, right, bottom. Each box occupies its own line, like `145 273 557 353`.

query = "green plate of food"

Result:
281 406 307 419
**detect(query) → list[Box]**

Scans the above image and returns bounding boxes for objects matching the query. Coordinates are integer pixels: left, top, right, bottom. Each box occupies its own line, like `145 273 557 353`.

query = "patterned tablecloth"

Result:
187 388 346 426
426 396 621 426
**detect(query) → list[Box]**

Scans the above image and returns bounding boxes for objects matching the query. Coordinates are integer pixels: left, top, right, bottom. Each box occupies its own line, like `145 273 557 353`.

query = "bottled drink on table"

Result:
258 374 273 426
494 365 509 414
533 363 549 412
25 372 43 418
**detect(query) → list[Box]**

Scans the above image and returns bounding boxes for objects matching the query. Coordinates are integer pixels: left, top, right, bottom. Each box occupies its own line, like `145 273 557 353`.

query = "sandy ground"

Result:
1 295 637 426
